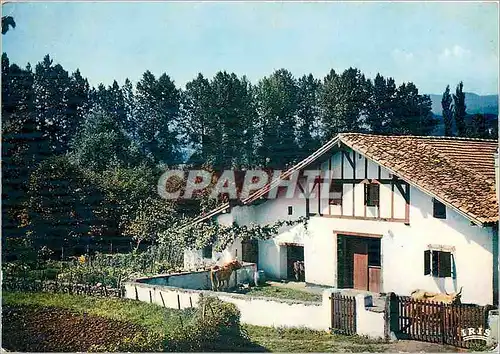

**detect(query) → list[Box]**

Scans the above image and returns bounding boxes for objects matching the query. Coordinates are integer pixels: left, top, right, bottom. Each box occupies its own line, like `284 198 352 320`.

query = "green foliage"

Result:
123 197 178 248
69 111 143 172
135 70 181 164
296 74 321 159
26 155 105 251
320 68 371 139
166 295 247 351
388 82 436 135
365 74 397 135
3 292 248 352
256 69 299 167
182 72 257 168
2 291 190 350
453 81 467 137
88 332 164 353
171 216 308 253
1 50 458 265
2 15 16 35
442 85 454 136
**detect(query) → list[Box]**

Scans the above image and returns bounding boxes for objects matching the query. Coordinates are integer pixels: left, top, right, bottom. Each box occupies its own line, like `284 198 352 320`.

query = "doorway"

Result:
337 235 381 292
286 244 305 281
241 239 258 264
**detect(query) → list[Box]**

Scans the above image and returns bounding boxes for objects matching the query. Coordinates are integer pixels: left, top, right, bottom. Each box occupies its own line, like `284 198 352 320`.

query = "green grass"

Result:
243 325 387 352
2 292 459 353
2 291 190 335
240 284 322 302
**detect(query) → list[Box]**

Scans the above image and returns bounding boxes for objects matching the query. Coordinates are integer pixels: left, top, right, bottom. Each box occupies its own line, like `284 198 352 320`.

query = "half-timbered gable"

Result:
184 133 498 305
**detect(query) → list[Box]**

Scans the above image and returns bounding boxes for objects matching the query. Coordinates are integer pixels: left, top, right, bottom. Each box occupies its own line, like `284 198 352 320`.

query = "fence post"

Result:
439 302 445 344
388 292 399 337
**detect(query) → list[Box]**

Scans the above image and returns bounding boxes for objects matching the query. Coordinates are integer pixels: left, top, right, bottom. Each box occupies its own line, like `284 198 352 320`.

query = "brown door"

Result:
352 239 369 290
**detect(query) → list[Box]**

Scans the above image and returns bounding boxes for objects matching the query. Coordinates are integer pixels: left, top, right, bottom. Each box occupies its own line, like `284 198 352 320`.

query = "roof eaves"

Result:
339 137 489 227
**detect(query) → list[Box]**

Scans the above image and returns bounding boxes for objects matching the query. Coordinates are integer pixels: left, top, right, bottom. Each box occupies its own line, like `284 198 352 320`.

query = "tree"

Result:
453 81 467 137
365 74 397 134
211 71 256 168
135 71 181 165
319 68 370 140
296 74 321 158
26 156 105 253
255 69 298 167
2 16 15 35
390 82 435 135
33 55 75 153
441 85 453 136
122 78 137 138
123 197 178 249
70 111 144 172
469 114 488 138
181 73 216 165
88 164 158 241
1 53 51 247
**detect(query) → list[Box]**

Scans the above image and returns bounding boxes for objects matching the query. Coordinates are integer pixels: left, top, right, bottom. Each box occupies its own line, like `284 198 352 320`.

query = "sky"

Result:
2 1 499 95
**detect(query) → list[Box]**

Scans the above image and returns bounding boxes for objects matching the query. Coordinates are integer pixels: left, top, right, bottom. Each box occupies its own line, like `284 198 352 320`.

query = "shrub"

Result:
88 332 164 352
165 295 248 351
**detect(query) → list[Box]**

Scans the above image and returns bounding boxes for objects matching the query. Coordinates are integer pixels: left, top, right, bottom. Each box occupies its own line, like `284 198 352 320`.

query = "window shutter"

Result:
364 184 369 205
451 253 456 279
431 250 439 276
424 250 431 275
438 251 452 277
373 185 380 206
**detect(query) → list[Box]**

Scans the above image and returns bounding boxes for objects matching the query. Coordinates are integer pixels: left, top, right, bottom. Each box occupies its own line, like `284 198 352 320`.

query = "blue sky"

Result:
2 1 498 95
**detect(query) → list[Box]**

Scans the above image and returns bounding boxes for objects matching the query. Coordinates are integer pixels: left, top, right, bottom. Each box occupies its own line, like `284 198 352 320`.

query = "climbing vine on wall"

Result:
163 216 309 253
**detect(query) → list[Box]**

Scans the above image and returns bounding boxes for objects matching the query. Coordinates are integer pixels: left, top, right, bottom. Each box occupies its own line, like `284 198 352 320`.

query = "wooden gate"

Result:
330 292 356 335
389 293 491 348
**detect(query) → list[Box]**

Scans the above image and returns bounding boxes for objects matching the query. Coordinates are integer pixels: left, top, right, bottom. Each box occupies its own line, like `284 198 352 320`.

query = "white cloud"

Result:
438 45 471 61
392 49 414 62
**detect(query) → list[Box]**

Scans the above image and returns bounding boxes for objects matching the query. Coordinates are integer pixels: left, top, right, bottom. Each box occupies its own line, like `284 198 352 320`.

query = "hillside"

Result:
427 93 498 115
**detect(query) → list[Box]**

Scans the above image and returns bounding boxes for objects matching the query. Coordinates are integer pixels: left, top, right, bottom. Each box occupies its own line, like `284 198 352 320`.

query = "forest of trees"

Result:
1 51 494 258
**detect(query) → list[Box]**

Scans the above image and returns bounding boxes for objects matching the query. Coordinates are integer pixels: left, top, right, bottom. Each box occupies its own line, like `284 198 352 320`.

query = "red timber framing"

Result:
309 148 411 224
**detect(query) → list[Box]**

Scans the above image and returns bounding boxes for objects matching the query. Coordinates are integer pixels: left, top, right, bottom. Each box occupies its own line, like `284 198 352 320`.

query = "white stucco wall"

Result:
123 281 329 331
137 264 256 290
184 149 496 305
354 294 386 339
301 186 494 305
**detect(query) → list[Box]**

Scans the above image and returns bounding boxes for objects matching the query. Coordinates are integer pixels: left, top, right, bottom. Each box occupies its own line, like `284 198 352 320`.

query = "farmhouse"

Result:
184 133 499 306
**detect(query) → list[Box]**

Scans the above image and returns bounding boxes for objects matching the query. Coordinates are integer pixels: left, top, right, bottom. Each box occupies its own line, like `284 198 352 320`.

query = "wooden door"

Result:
242 239 258 264
352 239 368 290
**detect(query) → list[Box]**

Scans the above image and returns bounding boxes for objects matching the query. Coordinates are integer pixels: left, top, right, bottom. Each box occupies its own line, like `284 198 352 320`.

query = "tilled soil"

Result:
2 305 149 352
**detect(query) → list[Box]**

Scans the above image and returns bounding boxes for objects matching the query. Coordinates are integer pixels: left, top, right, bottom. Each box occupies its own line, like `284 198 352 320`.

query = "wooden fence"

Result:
330 292 356 335
2 276 123 298
390 294 492 348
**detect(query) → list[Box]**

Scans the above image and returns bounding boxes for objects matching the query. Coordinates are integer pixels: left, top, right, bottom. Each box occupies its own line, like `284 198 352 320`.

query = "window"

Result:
367 238 381 267
424 250 453 277
365 183 380 207
288 206 293 215
202 245 212 259
433 199 446 219
329 183 343 205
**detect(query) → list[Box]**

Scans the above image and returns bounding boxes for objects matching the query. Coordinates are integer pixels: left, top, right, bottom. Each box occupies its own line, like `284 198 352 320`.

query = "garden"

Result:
2 291 460 353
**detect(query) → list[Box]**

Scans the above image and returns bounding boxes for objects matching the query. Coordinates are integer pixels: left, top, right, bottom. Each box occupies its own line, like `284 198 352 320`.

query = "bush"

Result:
165 295 248 351
88 332 164 352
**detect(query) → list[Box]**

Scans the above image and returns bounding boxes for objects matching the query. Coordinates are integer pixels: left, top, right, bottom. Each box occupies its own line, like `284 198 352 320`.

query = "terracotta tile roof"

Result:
339 133 498 225
183 133 498 228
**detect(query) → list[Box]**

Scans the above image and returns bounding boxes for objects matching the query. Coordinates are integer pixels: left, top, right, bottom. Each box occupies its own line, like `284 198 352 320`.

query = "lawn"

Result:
237 283 322 302
2 291 190 335
2 292 461 353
